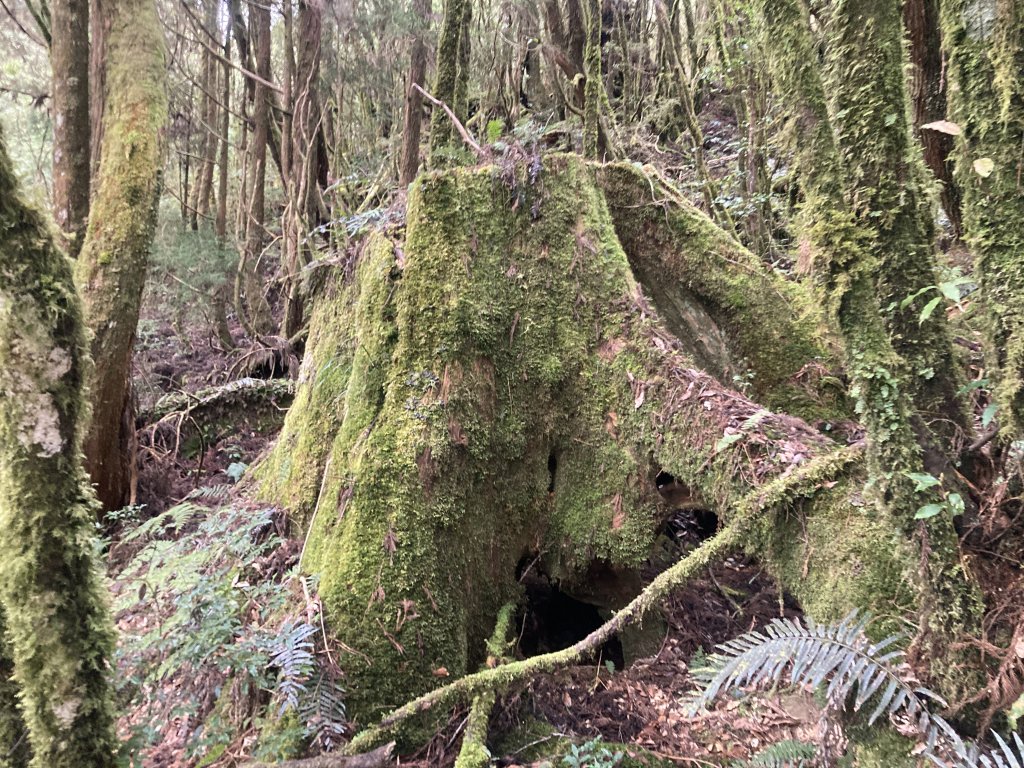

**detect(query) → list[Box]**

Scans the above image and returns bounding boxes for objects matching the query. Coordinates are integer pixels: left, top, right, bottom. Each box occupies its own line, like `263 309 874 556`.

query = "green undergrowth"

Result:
108 488 346 765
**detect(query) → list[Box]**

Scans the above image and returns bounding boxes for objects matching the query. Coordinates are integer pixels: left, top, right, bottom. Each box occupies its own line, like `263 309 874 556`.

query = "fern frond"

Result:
733 739 817 767
301 671 347 750
272 619 317 713
122 502 204 543
694 611 1024 768
687 611 942 740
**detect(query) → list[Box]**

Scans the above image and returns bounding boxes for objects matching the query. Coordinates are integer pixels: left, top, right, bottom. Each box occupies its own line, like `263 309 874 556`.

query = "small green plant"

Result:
561 737 623 768
904 471 966 520
900 268 975 324
733 739 816 767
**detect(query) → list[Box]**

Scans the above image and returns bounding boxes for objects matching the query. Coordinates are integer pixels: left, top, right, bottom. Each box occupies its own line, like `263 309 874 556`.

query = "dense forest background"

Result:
1 0 1024 765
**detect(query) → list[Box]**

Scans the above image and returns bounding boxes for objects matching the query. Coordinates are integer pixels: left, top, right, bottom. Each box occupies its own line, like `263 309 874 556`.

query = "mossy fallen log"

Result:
255 154 972 727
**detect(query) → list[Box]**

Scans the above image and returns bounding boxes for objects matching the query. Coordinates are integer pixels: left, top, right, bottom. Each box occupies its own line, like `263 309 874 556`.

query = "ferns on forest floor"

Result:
110 489 345 764
691 611 1024 767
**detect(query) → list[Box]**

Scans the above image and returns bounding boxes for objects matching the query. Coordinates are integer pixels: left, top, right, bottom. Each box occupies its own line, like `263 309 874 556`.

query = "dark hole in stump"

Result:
514 557 625 670
655 469 719 540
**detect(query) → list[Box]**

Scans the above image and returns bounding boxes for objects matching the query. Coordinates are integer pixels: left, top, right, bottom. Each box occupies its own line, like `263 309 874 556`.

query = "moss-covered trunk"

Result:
75 0 167 511
821 0 968 455
50 0 91 258
758 0 980 702
0 122 118 767
257 155 975 725
941 0 1024 437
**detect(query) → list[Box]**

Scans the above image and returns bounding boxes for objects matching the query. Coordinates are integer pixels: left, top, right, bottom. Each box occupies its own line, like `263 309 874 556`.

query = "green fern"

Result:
272 619 317 714
691 611 1024 767
687 611 941 731
733 739 816 768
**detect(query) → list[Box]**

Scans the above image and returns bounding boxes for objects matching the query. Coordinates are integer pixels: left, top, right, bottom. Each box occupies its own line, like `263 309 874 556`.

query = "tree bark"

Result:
282 0 325 339
820 0 969 455
904 0 962 237
399 0 431 187
237 0 274 337
0 120 118 768
50 0 91 257
757 0 980 703
76 0 167 512
429 0 470 162
940 0 1024 438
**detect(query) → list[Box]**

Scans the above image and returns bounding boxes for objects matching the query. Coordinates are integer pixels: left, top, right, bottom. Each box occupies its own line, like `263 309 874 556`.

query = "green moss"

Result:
0 123 118 766
596 162 845 422
73 0 167 510
840 721 916 768
265 154 968 729
821 0 967 439
942 0 1024 437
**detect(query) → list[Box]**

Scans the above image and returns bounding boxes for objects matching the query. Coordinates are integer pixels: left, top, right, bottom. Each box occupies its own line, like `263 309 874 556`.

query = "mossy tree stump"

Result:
258 155 972 725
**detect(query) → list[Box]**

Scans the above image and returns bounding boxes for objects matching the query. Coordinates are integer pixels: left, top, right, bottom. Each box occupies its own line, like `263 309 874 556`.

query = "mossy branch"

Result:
345 521 740 753
454 601 518 768
243 741 395 767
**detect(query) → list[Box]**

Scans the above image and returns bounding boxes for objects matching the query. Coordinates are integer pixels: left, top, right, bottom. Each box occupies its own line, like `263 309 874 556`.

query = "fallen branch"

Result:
344 448 858 755
243 741 395 768
412 83 485 158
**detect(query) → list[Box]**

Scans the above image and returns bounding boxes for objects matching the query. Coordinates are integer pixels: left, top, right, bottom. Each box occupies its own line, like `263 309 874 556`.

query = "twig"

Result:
412 83 485 158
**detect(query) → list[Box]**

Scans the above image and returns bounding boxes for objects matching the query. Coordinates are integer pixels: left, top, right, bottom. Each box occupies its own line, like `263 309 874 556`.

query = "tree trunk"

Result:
903 0 962 237
757 0 979 703
283 0 324 339
0 121 118 768
255 155 964 725
214 22 235 351
237 0 274 337
941 0 1024 438
76 0 167 512
429 0 470 162
820 0 969 454
50 0 91 258
88 0 106 180
399 0 430 187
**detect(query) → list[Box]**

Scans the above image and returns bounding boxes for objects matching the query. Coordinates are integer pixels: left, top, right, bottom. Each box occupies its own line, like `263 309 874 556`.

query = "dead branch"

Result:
412 84 485 158
243 741 395 768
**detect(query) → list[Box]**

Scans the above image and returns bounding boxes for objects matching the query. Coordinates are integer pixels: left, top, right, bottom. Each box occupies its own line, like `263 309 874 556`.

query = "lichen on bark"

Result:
0 120 118 768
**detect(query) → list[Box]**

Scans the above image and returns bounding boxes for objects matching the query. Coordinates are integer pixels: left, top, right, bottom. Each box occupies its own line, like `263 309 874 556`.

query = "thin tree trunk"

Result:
904 0 962 237
214 21 235 350
238 0 274 337
399 0 430 187
76 0 167 512
87 0 106 180
429 0 469 161
0 120 118 768
50 0 91 257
